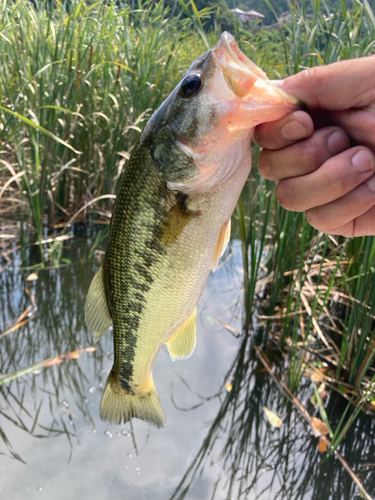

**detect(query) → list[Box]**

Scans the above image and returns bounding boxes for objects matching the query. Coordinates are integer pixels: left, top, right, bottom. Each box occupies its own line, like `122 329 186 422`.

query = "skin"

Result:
253 56 375 237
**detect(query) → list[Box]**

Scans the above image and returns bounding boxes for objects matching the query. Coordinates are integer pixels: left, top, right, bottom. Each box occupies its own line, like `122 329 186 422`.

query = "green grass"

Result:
2 0 375 495
0 0 214 242
234 0 375 495
170 1 375 493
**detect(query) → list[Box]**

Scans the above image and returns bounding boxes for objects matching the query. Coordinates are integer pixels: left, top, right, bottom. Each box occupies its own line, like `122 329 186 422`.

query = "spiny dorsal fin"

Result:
212 219 231 273
166 307 197 361
85 260 112 342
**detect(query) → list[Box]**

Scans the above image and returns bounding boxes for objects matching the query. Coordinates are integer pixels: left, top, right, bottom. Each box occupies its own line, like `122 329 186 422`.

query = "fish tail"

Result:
100 369 165 429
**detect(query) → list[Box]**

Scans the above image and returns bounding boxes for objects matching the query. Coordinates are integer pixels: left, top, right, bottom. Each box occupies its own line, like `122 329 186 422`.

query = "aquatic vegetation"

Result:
231 0 375 497
1 0 375 497
0 0 213 243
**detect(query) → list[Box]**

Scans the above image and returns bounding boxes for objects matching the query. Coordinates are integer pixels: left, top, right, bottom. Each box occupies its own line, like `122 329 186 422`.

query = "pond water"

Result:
1 225 375 500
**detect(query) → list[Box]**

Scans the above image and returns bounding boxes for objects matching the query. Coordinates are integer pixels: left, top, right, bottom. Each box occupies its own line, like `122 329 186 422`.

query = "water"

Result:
1 226 375 500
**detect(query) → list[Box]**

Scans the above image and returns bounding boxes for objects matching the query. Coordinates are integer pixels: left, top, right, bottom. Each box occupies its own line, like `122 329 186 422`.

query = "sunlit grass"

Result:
2 0 375 494
236 0 375 487
0 0 213 243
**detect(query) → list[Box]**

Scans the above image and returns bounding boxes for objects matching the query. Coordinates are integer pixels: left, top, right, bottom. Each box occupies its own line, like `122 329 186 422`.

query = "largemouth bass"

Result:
85 32 300 428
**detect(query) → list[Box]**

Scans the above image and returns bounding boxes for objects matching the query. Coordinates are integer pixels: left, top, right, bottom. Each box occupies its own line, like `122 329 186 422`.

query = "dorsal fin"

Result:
85 260 112 342
166 307 197 361
212 219 231 272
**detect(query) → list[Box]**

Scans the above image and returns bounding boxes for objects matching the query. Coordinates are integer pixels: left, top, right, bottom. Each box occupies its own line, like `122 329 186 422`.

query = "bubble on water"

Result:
61 400 69 408
92 429 97 434
104 430 112 438
121 430 129 437
127 453 132 458
37 487 42 491
135 467 140 472
88 386 96 394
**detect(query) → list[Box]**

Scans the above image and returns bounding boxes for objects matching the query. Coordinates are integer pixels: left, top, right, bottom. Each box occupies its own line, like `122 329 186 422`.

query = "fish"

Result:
85 32 301 428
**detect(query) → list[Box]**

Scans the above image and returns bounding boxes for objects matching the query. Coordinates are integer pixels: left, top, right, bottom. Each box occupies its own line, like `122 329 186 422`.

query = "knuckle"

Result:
276 180 299 211
295 67 321 98
253 123 271 148
305 209 323 231
305 208 351 236
321 161 345 189
257 151 272 179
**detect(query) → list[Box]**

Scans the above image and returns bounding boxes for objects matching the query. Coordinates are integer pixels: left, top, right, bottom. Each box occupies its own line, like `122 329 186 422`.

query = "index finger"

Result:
253 109 313 150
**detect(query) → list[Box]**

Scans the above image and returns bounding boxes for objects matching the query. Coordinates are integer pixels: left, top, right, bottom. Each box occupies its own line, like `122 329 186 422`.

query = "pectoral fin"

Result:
212 219 231 272
156 193 200 247
166 307 197 361
85 260 112 342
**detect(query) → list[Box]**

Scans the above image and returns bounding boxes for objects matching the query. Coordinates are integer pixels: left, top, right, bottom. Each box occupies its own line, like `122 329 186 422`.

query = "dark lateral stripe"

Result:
105 145 173 389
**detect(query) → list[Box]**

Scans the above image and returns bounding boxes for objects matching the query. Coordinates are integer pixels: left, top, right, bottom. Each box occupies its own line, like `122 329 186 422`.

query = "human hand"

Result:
254 56 375 237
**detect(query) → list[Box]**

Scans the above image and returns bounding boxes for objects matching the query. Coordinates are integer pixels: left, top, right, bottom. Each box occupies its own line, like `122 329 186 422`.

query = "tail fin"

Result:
100 370 165 429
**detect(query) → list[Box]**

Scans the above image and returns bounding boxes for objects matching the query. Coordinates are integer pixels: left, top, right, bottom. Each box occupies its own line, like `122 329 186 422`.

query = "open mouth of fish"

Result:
212 31 301 125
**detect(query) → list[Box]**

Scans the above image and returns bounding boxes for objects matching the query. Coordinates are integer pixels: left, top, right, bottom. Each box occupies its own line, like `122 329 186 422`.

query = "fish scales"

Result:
105 145 174 391
85 32 301 428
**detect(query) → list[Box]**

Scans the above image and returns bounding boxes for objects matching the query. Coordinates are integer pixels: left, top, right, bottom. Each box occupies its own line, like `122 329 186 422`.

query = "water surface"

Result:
1 227 375 499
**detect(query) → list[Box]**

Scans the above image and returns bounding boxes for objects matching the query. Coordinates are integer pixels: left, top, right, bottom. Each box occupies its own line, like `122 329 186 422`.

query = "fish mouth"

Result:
213 32 303 110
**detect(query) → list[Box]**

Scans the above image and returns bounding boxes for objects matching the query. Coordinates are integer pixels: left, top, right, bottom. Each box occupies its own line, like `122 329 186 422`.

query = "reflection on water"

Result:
171 336 375 500
1 225 375 499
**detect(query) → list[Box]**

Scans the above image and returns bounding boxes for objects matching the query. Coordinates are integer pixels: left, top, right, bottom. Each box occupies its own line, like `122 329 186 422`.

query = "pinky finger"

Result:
305 176 375 237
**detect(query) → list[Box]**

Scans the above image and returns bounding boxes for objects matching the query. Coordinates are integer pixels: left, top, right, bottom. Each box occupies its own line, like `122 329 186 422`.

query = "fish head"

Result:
142 32 302 193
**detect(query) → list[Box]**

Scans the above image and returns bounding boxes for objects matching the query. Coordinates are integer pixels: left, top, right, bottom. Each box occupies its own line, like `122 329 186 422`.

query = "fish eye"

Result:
179 73 204 98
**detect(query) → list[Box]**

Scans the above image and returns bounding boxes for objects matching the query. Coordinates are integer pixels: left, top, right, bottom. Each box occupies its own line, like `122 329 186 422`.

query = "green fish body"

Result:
85 32 300 428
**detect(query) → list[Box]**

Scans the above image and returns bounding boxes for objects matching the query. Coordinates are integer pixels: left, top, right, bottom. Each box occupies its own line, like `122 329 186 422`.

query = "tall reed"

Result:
239 0 375 458
0 0 212 242
170 2 375 498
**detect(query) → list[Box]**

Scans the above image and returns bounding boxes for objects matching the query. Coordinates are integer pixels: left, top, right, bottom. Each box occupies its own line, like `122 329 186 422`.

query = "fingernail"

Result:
328 131 349 156
281 120 308 141
367 175 375 192
352 150 375 173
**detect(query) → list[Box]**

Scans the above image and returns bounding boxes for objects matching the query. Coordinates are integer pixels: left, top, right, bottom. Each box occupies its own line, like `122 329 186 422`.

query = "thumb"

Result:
278 56 375 111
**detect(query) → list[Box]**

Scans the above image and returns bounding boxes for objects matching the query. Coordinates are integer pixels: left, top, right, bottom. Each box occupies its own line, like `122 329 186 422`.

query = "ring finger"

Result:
276 146 375 212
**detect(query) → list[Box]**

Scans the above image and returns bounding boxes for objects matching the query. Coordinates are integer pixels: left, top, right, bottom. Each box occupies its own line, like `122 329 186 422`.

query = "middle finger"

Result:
258 126 350 181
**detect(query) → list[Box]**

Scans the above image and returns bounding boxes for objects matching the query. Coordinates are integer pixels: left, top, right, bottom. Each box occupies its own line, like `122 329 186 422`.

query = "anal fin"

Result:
166 307 197 361
85 260 112 342
212 219 231 272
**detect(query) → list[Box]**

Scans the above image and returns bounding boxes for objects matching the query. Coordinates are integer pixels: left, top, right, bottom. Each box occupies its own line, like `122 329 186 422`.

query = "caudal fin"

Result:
100 371 165 429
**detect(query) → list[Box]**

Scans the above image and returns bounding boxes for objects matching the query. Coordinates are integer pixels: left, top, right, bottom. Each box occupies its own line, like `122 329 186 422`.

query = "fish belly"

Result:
99 141 251 428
